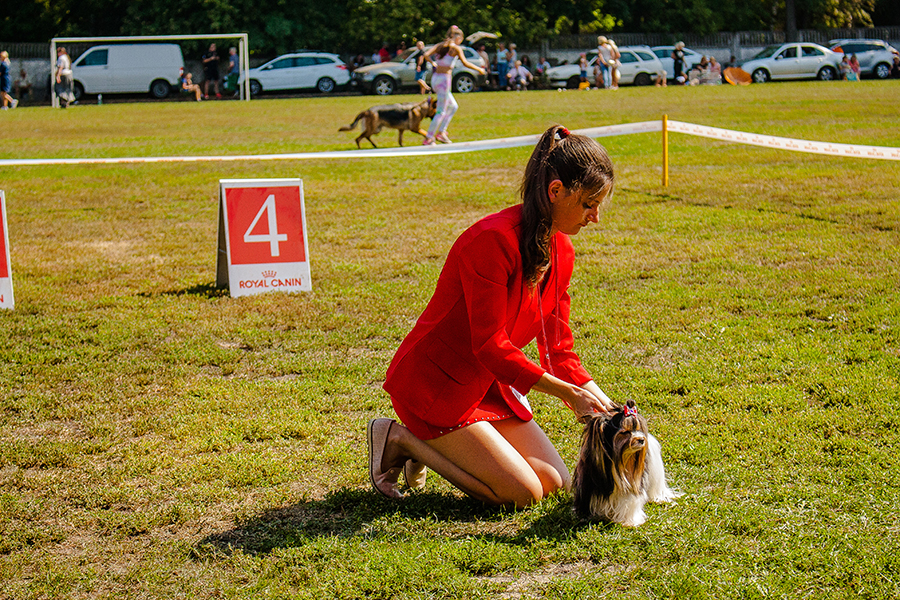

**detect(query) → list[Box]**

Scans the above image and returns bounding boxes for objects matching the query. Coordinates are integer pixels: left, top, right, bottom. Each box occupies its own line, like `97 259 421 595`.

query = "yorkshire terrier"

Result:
573 400 680 527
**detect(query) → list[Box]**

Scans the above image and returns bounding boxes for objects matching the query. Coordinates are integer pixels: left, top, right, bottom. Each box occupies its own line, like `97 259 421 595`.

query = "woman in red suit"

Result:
369 125 617 508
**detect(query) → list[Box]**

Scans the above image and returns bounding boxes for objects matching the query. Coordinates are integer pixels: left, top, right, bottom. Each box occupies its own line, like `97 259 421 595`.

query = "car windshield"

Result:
395 49 418 62
752 45 783 60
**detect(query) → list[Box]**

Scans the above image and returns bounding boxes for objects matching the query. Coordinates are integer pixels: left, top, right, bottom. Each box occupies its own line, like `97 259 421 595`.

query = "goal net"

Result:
50 33 250 107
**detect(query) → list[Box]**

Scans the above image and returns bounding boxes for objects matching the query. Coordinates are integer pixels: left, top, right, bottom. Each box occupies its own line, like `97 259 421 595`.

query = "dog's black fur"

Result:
339 97 437 148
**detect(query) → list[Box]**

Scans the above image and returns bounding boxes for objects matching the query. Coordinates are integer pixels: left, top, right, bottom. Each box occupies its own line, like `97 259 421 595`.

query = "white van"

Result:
71 44 185 100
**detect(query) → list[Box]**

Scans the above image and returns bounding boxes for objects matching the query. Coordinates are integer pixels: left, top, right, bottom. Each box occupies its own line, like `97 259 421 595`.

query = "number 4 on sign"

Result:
244 195 288 257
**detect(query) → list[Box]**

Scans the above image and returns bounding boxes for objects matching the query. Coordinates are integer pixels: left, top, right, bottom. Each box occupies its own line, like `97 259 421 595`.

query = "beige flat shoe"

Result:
367 418 403 499
403 460 427 490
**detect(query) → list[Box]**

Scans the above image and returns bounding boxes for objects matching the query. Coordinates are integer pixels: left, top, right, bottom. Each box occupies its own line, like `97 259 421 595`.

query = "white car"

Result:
248 52 349 95
650 46 703 80
545 46 664 88
828 39 899 79
71 44 184 100
740 43 841 83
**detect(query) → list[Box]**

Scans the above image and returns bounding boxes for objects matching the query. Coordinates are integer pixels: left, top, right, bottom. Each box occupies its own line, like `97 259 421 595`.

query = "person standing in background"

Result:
226 47 240 97
0 52 16 109
202 43 221 99
415 41 432 94
597 36 612 89
55 46 75 108
496 42 508 91
671 42 687 84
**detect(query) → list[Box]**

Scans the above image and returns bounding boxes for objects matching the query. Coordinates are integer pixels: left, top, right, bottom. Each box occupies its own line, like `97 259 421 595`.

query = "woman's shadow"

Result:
196 487 600 557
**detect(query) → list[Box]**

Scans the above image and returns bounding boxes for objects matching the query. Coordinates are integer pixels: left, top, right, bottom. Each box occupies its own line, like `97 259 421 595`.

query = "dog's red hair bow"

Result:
559 127 570 138
623 405 638 417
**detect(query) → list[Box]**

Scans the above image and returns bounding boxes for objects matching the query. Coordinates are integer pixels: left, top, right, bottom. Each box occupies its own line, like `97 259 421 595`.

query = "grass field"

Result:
1 81 899 599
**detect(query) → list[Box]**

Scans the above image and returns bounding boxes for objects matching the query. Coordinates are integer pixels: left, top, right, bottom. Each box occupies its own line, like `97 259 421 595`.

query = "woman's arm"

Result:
452 44 486 74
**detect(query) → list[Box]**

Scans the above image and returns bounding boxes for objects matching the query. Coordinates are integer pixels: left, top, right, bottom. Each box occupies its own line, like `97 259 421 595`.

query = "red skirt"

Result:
391 381 530 440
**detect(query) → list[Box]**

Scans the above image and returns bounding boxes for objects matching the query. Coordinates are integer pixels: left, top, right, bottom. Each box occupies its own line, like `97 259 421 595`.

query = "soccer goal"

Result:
50 33 250 107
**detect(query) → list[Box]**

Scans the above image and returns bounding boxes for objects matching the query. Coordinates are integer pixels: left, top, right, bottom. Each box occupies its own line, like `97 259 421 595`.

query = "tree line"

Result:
2 0 898 56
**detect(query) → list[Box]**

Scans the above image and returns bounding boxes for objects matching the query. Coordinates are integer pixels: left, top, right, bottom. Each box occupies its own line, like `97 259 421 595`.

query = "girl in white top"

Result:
422 26 486 145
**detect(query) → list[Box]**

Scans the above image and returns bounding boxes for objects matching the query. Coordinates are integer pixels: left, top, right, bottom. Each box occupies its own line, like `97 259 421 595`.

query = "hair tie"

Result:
623 404 638 417
556 126 570 141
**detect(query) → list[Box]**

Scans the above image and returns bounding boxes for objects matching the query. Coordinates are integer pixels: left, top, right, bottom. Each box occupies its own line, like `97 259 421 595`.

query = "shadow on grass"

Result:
195 487 600 557
138 282 229 299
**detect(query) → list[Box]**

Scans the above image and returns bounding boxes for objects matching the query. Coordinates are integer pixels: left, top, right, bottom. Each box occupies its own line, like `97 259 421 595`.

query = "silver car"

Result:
545 46 664 88
828 39 899 80
350 46 486 95
740 43 841 83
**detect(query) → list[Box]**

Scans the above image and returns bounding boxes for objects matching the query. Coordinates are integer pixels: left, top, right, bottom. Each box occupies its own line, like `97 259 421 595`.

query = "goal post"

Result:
50 33 250 107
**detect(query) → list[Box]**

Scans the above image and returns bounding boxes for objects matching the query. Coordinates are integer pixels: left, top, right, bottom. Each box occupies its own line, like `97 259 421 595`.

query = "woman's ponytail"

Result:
519 125 615 288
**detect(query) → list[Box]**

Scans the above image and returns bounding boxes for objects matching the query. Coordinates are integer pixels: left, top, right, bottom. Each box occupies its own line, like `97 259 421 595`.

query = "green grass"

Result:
2 81 899 599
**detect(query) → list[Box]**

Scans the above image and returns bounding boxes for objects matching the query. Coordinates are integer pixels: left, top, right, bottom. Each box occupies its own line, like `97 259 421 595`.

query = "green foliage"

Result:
2 0 897 51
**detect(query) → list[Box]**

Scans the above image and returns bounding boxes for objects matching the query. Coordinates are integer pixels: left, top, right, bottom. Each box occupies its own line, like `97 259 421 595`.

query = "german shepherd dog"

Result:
340 97 437 148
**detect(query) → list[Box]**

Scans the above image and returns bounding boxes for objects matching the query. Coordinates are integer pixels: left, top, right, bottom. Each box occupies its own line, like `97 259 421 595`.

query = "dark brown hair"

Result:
435 25 463 58
519 125 615 287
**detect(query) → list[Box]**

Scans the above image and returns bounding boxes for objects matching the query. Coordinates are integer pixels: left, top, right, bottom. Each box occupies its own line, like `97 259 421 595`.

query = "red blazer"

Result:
383 205 591 428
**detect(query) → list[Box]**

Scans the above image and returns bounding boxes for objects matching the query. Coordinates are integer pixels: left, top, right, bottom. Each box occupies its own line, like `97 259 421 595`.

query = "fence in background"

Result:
5 26 900 59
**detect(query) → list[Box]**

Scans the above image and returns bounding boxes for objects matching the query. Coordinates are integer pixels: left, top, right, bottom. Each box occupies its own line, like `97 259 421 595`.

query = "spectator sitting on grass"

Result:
892 55 900 79
507 60 533 91
839 55 850 80
180 70 202 101
14 67 32 100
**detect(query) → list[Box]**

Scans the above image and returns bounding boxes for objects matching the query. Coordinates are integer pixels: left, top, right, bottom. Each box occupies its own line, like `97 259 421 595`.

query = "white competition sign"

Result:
0 191 13 309
216 179 311 297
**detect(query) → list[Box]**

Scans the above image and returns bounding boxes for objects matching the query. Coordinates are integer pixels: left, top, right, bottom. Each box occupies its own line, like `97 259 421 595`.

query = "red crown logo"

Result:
261 270 277 278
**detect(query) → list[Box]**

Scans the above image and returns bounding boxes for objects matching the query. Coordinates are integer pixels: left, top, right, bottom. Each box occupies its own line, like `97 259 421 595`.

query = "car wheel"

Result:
817 66 836 81
72 82 85 101
373 76 396 95
634 72 652 86
752 68 770 83
874 63 891 79
150 79 171 99
249 79 262 96
453 73 476 93
316 77 336 93
566 76 580 89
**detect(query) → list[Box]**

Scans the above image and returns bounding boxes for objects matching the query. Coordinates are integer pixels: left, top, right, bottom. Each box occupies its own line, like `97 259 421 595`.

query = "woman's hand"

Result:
532 374 615 421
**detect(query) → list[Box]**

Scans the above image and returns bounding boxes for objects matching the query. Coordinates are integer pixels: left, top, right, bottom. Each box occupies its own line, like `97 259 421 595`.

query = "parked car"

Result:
828 39 899 79
740 43 841 83
350 45 486 95
650 45 703 79
248 52 349 95
71 44 184 100
545 46 664 88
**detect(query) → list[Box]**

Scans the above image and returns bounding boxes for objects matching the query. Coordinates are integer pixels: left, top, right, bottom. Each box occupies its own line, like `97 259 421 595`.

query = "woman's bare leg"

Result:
379 419 568 509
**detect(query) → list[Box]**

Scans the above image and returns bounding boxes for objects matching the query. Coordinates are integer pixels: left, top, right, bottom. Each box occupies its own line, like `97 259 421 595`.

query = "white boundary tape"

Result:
0 122 660 167
2 118 897 166
667 119 900 161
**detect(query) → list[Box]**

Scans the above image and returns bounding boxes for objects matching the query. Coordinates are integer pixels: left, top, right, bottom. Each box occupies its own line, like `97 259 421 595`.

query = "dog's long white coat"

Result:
588 434 680 527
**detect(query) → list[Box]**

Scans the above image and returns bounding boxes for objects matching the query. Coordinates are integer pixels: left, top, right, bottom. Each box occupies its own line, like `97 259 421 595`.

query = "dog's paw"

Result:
648 488 683 504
